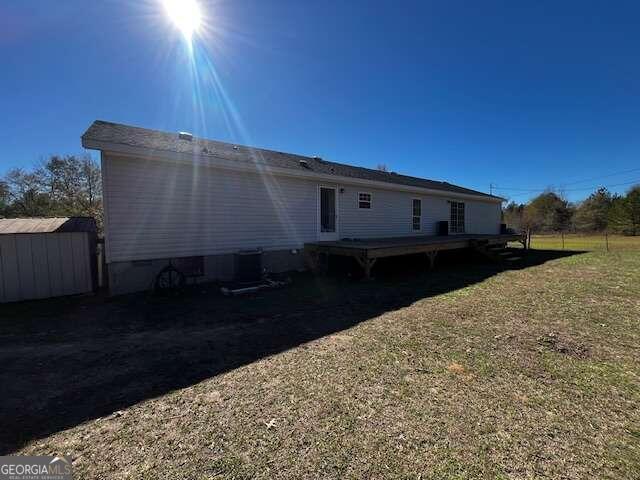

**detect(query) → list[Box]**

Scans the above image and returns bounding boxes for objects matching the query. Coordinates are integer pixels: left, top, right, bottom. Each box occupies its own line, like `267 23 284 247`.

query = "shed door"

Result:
318 186 338 240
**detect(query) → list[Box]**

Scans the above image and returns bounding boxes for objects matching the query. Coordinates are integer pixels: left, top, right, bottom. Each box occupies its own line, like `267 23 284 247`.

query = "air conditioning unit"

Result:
234 249 263 283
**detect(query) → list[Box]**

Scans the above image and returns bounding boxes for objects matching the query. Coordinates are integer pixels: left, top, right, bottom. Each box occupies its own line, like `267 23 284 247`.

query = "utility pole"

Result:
490 183 494 195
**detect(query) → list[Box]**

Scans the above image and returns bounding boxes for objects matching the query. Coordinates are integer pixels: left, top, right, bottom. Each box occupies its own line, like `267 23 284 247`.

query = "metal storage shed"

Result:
0 217 98 303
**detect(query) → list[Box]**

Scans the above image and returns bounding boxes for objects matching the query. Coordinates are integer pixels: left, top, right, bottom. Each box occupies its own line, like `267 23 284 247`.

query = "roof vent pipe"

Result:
178 131 193 141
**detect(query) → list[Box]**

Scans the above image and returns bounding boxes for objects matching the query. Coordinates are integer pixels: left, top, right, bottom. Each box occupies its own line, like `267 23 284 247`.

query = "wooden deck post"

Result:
364 258 376 280
304 247 319 273
355 254 377 280
304 247 328 274
426 251 438 270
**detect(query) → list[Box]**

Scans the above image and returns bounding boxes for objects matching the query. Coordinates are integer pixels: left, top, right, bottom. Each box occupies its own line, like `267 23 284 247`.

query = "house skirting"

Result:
107 249 305 296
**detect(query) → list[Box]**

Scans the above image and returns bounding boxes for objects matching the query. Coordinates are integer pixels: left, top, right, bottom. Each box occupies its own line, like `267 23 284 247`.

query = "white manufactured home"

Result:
82 120 509 294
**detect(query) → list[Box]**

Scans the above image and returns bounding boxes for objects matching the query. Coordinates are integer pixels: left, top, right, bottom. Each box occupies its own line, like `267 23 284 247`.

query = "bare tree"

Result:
3 168 50 217
0 180 10 216
1 155 103 230
39 155 102 213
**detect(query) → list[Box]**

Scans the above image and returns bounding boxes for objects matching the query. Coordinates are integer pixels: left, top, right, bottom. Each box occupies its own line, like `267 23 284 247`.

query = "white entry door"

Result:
318 185 339 241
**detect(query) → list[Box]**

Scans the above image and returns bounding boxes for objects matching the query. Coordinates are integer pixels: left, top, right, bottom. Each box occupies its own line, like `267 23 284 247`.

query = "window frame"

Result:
357 192 372 210
449 200 466 234
412 198 422 232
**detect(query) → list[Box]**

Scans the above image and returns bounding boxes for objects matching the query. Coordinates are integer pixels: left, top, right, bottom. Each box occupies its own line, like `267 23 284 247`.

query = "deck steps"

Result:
505 256 522 262
472 240 523 264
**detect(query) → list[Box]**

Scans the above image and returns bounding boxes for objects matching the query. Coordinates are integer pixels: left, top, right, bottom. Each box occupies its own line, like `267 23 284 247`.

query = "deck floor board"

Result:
306 233 521 251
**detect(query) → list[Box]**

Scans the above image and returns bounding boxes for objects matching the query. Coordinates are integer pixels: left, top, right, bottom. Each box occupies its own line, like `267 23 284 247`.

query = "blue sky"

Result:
1 0 640 203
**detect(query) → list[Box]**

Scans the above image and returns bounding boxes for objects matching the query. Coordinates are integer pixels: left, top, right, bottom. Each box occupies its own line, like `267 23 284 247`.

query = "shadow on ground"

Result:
0 249 583 453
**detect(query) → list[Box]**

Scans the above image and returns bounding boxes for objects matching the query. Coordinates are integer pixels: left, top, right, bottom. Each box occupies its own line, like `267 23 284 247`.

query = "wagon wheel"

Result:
154 265 185 294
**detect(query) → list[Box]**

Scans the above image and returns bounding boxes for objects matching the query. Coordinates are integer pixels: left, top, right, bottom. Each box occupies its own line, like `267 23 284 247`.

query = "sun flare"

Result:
162 0 201 41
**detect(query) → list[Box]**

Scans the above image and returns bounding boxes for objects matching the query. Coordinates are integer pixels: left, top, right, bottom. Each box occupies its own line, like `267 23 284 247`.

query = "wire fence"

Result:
512 232 640 252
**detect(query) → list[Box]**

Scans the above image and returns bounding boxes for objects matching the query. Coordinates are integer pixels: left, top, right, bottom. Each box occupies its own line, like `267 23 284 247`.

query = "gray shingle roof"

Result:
0 217 97 234
82 120 501 200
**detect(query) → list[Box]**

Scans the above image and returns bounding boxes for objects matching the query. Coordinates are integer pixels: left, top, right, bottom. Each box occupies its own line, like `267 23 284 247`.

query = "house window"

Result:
412 199 421 231
358 192 372 209
450 201 465 233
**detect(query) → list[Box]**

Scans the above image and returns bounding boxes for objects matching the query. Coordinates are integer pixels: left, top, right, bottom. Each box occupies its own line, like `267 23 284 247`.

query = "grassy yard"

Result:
526 233 640 252
1 249 639 479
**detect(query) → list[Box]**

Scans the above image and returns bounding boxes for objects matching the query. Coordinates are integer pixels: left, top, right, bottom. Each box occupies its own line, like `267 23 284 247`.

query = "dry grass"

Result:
2 250 639 479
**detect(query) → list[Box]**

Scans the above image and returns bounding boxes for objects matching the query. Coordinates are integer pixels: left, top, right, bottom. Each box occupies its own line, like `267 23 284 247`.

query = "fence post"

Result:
605 231 609 252
561 231 565 250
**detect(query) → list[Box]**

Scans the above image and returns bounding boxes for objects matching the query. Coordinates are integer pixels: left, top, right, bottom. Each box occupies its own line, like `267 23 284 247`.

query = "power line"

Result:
501 178 640 200
494 166 640 192
496 178 640 194
495 186 551 192
561 167 640 186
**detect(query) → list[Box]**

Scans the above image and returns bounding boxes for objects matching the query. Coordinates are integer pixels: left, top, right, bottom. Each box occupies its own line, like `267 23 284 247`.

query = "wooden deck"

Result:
304 233 524 279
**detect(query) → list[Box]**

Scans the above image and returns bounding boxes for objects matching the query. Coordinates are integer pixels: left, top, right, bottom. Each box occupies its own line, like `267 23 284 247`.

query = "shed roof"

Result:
82 120 502 201
0 217 97 235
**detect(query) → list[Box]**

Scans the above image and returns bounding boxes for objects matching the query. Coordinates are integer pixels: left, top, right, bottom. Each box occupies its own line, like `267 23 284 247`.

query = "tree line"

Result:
503 186 640 235
0 155 102 230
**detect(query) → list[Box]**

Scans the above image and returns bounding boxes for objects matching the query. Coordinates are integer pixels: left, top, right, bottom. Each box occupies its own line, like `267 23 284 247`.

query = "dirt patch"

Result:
447 362 467 375
537 332 590 359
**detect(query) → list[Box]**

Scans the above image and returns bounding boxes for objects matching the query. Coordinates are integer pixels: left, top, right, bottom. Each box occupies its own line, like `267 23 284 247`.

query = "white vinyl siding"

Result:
102 154 503 262
103 155 318 262
467 201 501 234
